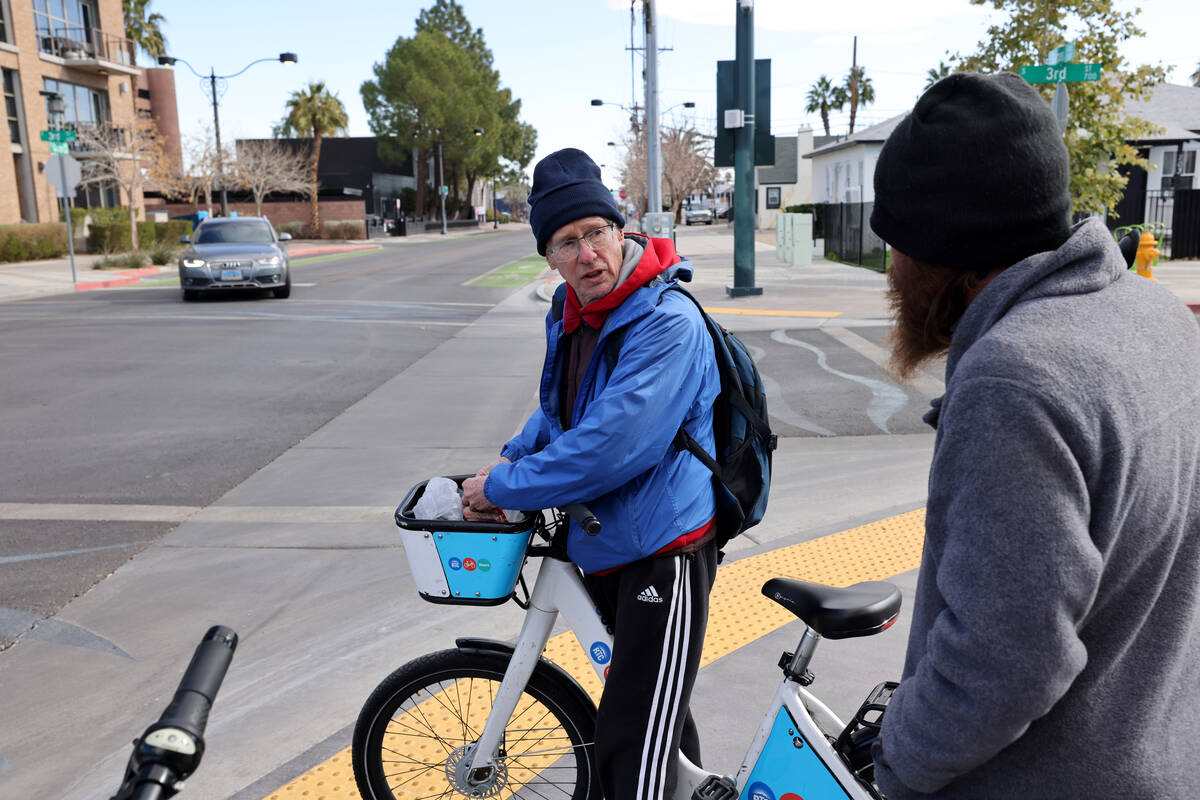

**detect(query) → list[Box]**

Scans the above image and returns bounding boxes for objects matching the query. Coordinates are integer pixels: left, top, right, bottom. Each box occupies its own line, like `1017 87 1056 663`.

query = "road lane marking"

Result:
261 508 926 800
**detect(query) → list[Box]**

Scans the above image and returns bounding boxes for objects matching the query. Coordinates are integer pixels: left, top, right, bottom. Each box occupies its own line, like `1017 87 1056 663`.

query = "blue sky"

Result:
154 0 1197 188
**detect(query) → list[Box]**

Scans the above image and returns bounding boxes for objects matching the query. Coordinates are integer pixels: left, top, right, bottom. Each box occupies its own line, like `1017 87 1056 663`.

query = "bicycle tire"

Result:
353 648 598 800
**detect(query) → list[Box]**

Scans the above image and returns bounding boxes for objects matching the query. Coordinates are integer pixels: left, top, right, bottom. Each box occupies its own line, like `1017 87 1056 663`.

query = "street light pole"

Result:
438 138 447 236
157 52 298 218
492 175 498 229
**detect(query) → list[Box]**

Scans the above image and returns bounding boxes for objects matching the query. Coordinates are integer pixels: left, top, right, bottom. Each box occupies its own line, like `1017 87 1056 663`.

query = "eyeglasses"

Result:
546 223 617 265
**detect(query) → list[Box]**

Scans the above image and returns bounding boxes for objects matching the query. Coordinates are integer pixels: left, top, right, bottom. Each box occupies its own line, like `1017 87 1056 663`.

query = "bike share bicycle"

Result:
351 477 902 800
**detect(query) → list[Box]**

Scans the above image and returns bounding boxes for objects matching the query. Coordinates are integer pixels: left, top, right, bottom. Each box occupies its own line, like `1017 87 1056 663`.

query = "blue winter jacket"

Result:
483 245 720 574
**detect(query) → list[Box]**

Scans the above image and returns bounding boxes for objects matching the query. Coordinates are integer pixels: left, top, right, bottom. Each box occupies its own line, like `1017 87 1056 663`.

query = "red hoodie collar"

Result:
562 235 681 333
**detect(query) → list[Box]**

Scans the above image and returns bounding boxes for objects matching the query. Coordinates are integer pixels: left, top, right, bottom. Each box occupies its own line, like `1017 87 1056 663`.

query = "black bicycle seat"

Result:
762 578 902 640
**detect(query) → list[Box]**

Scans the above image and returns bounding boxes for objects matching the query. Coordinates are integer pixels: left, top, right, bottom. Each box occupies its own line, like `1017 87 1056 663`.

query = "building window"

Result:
33 0 97 54
0 1 9 44
1164 149 1197 177
42 76 110 128
3 68 19 144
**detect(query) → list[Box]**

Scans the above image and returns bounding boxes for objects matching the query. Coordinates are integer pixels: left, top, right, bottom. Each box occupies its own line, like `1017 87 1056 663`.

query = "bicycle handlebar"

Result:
562 503 602 536
111 626 238 800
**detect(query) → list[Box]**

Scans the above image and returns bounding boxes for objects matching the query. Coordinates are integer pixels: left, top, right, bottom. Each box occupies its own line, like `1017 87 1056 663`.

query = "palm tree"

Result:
122 0 167 64
925 61 952 91
844 66 876 134
279 82 349 236
805 75 846 137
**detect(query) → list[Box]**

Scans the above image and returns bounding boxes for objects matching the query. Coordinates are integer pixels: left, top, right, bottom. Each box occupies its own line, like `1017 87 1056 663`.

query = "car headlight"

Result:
256 255 281 266
181 258 206 269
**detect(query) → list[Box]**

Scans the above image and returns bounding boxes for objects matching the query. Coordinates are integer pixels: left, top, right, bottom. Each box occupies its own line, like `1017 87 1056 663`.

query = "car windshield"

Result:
195 222 275 245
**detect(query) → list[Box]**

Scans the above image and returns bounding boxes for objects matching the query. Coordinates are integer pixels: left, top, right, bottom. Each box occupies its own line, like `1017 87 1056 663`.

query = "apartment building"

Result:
0 0 146 224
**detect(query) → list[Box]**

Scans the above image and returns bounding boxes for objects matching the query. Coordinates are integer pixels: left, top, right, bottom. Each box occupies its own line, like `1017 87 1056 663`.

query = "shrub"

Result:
93 251 146 270
323 220 365 239
89 207 131 225
137 221 157 247
87 223 131 254
276 221 305 239
0 223 69 262
160 219 193 242
148 239 178 265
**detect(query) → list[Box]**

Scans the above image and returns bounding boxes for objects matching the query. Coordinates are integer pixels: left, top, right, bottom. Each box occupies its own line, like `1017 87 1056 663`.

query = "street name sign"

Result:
1019 63 1102 83
49 142 69 154
1048 43 1075 65
39 129 77 143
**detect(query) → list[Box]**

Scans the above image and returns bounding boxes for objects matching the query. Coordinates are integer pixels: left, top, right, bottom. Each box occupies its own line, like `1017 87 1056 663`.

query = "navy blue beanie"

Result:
528 148 625 255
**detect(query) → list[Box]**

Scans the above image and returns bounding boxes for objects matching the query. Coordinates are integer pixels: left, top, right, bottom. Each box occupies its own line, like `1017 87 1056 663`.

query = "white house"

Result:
803 115 905 205
754 127 815 230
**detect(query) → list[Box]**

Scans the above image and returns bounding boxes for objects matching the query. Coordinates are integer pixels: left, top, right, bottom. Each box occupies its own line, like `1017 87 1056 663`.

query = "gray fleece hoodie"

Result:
874 218 1200 798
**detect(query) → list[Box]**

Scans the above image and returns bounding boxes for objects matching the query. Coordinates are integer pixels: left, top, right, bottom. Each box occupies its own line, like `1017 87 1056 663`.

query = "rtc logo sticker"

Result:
589 641 611 664
463 558 477 571
447 557 462 571
477 558 491 572
747 782 775 800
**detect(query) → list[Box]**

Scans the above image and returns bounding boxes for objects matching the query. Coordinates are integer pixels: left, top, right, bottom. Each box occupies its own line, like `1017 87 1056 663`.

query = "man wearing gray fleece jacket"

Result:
869 72 1200 798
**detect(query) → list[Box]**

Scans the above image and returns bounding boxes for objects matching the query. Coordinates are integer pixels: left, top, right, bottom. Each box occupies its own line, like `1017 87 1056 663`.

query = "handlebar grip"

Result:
562 503 601 536
159 625 237 736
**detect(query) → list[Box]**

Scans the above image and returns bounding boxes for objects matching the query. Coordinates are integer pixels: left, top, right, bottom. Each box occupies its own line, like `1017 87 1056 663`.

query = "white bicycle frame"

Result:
466 552 876 800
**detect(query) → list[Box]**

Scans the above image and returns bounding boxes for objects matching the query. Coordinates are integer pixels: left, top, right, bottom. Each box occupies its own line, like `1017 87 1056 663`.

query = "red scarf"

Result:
561 235 681 333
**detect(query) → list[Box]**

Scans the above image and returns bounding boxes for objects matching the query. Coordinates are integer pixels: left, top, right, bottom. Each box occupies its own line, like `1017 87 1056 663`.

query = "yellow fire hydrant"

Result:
1135 231 1160 281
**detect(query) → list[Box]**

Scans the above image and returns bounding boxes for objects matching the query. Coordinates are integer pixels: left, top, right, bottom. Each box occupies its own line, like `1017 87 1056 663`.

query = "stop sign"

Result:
619 189 627 200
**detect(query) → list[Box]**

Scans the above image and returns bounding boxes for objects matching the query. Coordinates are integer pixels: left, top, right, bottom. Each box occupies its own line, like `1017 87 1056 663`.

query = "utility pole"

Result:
644 0 662 216
849 36 858 134
730 0 761 296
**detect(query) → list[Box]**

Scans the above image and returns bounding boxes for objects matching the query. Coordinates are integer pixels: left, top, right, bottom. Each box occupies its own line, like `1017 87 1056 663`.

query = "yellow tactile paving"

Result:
263 508 926 799
703 307 843 318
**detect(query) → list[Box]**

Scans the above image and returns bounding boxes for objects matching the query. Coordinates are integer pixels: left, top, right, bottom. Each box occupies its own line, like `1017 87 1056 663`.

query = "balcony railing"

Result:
39 26 138 74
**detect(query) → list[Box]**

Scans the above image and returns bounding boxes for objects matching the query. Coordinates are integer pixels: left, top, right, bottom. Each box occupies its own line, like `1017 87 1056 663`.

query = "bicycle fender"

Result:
455 637 598 719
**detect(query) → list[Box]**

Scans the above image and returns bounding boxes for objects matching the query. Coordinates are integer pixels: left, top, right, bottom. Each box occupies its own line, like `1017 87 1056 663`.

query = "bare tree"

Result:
233 139 311 217
76 117 166 251
501 180 530 220
661 125 717 224
618 130 647 216
180 130 231 217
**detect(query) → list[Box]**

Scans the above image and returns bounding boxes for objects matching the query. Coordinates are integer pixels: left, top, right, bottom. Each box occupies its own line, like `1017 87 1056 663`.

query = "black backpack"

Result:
551 281 777 553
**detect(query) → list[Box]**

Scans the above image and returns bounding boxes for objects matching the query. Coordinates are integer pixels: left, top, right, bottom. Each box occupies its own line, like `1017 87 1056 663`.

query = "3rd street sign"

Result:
40 129 77 143
1019 63 1102 83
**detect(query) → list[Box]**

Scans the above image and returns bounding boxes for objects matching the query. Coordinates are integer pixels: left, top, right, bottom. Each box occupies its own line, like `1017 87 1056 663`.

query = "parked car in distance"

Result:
177 217 292 301
684 205 715 225
717 206 733 220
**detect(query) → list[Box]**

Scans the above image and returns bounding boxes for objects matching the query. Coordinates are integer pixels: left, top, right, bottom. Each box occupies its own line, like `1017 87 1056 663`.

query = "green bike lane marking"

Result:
260 508 926 799
469 254 547 288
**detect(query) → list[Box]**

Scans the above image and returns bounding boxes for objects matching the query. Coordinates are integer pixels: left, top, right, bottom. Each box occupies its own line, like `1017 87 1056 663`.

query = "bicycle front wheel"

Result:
352 648 598 800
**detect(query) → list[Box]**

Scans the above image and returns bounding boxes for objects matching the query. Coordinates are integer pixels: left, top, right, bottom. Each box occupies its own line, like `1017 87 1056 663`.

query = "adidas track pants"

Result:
583 539 719 800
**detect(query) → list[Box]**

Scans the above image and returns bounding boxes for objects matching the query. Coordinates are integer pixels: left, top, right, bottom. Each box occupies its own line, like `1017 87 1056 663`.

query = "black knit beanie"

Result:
528 148 625 255
870 71 1071 272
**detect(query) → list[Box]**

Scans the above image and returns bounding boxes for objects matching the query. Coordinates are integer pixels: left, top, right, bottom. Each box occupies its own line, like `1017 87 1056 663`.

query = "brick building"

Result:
0 0 175 224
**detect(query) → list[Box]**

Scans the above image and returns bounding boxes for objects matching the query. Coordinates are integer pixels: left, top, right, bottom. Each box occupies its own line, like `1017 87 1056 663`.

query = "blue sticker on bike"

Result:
747 782 775 800
589 641 611 664
447 557 462 570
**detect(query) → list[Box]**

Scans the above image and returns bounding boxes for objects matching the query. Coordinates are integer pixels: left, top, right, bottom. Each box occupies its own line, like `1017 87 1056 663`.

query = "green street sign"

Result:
1048 43 1075 65
49 142 69 154
39 129 77 143
1020 63 1102 83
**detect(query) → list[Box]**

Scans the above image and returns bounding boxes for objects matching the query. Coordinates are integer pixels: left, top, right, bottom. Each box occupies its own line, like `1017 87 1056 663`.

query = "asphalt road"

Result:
0 226 944 800
0 231 538 635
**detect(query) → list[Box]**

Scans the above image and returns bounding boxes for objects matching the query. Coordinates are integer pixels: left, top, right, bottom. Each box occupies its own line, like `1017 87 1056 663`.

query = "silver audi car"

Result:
177 217 292 301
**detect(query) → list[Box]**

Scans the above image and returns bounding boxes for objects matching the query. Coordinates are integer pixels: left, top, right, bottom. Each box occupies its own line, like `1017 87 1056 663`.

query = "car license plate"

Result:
220 269 243 281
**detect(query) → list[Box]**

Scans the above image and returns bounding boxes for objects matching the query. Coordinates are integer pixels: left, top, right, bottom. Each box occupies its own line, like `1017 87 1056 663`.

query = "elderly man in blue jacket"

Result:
462 148 720 800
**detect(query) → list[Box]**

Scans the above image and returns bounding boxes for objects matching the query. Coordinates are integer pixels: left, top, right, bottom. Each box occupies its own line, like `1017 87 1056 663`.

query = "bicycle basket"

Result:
395 476 536 606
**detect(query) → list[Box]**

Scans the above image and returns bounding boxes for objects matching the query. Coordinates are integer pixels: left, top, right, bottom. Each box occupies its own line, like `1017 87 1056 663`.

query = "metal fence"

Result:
819 202 888 271
1110 188 1200 261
